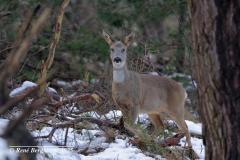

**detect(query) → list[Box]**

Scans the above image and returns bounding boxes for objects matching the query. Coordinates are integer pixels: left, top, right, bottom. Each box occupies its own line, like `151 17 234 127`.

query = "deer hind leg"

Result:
148 113 164 135
171 114 192 148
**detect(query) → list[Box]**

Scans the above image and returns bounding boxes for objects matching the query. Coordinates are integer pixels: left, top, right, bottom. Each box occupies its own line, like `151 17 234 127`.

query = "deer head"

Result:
102 31 134 69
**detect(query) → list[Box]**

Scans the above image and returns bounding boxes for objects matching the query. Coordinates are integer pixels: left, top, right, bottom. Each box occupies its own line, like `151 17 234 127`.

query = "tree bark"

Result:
190 0 240 159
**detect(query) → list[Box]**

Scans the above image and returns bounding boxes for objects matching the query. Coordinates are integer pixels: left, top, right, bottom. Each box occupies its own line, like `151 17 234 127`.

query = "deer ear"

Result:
102 30 113 45
124 32 134 46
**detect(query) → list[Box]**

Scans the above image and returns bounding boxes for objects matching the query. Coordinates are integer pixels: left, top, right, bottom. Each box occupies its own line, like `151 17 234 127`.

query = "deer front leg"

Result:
119 102 138 125
128 106 138 125
112 97 138 125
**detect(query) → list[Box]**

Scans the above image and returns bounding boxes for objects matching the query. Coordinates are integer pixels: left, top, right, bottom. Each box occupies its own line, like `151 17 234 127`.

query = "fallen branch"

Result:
50 93 101 108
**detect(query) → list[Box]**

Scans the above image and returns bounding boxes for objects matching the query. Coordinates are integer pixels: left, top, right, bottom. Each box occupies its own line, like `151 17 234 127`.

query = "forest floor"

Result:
0 78 204 160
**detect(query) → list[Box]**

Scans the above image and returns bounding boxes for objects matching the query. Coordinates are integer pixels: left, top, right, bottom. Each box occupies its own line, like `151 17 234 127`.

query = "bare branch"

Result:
38 0 70 94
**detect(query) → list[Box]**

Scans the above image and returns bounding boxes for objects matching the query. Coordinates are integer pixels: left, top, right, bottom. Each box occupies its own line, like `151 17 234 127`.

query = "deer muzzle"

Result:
113 57 122 63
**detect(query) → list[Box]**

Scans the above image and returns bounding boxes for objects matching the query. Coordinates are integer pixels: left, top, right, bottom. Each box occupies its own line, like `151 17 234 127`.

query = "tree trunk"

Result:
190 0 240 160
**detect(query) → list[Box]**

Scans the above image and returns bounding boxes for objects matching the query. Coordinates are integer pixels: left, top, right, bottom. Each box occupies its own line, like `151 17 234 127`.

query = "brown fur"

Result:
102 31 192 147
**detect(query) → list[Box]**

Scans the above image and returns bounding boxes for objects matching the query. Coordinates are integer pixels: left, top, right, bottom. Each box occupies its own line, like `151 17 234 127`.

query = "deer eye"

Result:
110 48 114 52
121 48 125 53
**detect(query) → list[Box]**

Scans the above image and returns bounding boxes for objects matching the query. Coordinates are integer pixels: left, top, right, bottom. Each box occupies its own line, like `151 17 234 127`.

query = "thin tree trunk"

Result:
190 0 240 159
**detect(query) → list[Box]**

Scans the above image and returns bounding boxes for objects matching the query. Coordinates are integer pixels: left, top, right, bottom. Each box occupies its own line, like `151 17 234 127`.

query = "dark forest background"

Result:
0 0 191 83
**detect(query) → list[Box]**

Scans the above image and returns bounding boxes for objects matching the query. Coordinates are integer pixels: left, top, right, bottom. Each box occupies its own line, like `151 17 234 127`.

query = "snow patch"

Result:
9 81 37 97
82 139 157 160
34 127 157 160
0 119 18 160
9 81 57 97
185 120 202 135
36 142 81 160
0 118 9 135
0 109 204 159
105 110 122 119
149 72 159 76
180 137 205 159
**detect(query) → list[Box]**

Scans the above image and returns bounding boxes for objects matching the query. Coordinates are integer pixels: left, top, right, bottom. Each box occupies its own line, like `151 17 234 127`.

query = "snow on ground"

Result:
180 137 205 159
0 138 18 160
185 120 202 135
185 121 205 159
9 81 57 97
82 139 155 160
33 127 158 160
9 81 37 97
32 127 107 150
0 111 204 160
36 142 82 160
0 118 9 135
36 139 157 160
167 119 202 136
85 110 122 120
0 119 18 160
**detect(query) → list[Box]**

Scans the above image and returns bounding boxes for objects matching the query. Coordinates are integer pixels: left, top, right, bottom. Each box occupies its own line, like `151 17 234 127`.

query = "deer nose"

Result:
113 57 122 63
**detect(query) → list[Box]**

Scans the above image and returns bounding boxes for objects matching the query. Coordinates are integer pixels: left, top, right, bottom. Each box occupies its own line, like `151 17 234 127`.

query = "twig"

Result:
64 127 69 146
17 46 48 76
0 46 15 55
34 127 57 143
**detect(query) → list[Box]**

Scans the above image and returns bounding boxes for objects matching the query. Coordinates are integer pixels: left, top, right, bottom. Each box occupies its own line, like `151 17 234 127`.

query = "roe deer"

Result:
102 31 192 147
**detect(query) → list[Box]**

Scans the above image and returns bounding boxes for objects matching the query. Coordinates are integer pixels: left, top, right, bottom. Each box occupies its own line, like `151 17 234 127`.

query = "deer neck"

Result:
113 65 129 83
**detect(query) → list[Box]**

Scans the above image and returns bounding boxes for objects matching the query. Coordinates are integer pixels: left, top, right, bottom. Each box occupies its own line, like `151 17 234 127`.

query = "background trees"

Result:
0 0 190 82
